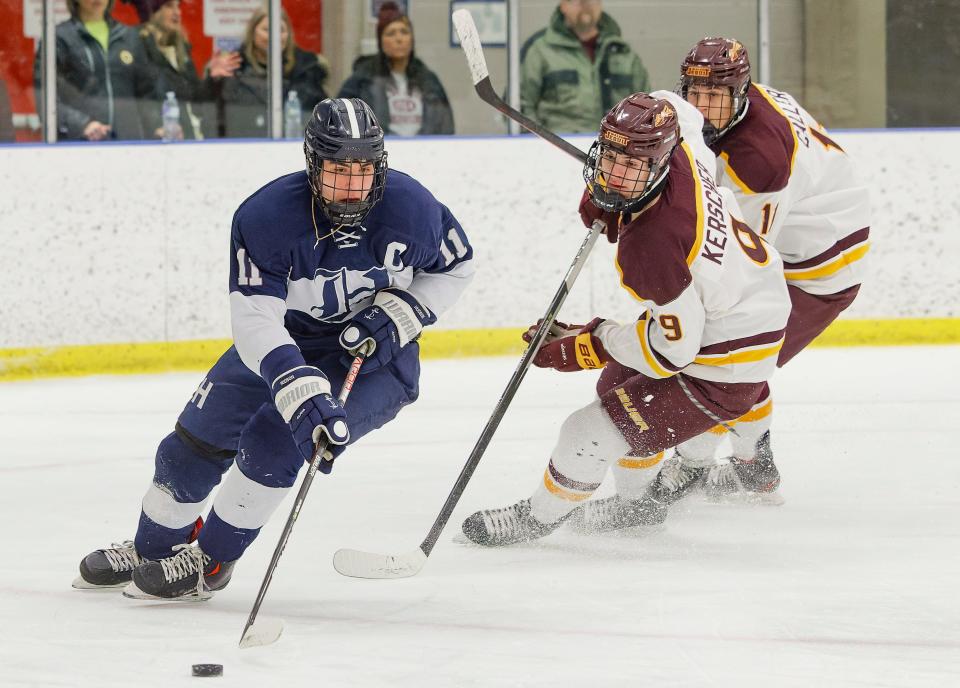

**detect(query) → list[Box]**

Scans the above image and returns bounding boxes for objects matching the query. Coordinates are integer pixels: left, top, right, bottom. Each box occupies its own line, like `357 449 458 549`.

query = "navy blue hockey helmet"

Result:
304 98 388 226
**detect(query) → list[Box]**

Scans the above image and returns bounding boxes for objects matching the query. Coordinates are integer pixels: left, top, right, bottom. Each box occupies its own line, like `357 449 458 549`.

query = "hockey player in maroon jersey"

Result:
573 40 872 532
607 38 870 518
461 92 792 546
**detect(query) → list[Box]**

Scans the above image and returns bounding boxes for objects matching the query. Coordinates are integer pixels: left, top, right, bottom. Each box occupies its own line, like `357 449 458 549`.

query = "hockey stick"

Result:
239 342 372 649
451 9 588 164
333 223 603 579
330 9 601 581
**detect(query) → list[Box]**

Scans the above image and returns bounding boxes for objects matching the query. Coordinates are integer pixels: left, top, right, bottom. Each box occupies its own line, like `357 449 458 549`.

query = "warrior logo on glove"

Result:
339 288 436 373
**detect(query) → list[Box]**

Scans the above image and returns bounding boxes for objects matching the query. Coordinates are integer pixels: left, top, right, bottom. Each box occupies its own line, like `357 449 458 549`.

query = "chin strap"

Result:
311 200 366 249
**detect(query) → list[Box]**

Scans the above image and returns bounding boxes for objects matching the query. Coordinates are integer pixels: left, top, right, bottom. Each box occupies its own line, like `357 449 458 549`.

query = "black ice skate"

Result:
461 499 564 547
704 431 784 504
123 544 235 601
646 455 707 505
73 540 145 589
567 494 667 534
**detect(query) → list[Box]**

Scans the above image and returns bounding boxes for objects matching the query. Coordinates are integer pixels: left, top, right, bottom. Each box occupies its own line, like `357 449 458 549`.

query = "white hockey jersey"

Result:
712 83 871 296
594 96 791 384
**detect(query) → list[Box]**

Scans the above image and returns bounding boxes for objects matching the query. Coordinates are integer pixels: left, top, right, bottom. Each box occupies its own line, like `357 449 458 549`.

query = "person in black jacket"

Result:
213 5 329 138
129 0 240 139
338 1 454 136
34 0 159 140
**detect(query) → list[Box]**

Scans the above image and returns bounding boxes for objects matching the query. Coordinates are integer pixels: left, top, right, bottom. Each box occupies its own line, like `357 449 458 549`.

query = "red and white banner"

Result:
204 0 263 37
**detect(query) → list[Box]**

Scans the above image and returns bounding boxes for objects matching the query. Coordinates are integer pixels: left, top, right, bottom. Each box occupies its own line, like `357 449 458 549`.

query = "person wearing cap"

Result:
130 0 239 139
33 0 159 140
338 1 454 136
213 4 330 138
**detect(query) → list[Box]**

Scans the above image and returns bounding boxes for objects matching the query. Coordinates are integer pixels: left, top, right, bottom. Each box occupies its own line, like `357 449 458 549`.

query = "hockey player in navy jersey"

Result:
73 98 474 599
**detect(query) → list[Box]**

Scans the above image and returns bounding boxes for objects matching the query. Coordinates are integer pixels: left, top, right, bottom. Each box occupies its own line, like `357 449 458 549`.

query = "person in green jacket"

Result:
520 0 649 133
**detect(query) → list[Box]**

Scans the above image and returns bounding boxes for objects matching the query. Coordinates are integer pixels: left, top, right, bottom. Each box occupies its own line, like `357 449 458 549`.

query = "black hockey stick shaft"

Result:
452 8 588 165
473 77 588 164
240 344 370 646
418 221 602 556
400 10 603 560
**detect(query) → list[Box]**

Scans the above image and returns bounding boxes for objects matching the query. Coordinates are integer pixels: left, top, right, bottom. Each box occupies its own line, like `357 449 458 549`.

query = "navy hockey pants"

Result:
134 344 419 562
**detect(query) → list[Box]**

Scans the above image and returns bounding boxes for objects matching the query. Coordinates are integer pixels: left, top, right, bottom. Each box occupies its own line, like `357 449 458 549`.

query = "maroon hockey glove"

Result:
524 317 609 372
578 189 621 244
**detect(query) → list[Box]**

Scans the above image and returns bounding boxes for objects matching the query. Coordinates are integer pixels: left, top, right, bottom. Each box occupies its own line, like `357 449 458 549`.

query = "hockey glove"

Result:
579 188 621 244
271 366 349 466
339 288 436 373
524 317 610 372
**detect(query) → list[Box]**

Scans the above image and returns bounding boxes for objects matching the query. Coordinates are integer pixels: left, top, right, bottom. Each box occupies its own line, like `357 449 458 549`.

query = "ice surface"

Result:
1 346 958 687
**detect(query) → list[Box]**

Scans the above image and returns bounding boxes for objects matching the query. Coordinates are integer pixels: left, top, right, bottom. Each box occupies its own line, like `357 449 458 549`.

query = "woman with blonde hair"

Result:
129 0 239 139
214 4 329 138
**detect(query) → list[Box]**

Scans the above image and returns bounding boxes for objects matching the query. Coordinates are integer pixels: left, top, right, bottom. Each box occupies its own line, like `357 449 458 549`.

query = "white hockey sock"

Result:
211 467 292 530
529 400 631 524
611 451 666 500
142 483 208 530
675 428 726 468
729 397 773 459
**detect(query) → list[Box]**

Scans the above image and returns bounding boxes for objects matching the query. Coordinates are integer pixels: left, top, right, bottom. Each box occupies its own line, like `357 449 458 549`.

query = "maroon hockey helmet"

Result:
679 37 751 143
583 93 680 213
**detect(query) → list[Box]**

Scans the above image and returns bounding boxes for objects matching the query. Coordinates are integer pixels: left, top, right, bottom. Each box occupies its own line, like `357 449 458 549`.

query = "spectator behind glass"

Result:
34 0 160 140
213 5 329 138
0 78 13 141
520 0 649 133
338 2 454 136
128 0 240 140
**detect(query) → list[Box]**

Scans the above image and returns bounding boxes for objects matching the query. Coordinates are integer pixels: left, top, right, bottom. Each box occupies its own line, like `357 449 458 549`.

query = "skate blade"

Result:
71 576 127 590
122 581 214 602
569 520 666 536
705 490 785 506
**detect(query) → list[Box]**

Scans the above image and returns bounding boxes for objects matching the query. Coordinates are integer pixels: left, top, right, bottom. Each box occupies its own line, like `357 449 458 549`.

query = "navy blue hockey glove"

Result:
339 288 436 373
271 366 349 466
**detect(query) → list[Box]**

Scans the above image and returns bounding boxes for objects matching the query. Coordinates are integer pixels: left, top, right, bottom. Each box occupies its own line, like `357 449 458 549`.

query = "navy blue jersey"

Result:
228 168 474 381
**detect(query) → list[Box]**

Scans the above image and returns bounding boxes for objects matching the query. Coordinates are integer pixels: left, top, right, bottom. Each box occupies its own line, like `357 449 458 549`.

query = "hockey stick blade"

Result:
239 618 284 649
452 9 488 85
453 9 587 164
332 546 427 580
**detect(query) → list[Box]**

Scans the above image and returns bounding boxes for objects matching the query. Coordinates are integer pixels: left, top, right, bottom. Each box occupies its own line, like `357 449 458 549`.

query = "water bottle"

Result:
161 91 180 142
284 90 302 139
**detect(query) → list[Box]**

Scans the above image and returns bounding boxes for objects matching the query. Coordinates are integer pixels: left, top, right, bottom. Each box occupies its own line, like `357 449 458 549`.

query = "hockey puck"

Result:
191 664 223 677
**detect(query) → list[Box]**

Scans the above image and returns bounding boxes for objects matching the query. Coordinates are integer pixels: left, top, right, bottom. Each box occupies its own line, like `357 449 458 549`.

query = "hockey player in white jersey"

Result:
73 98 475 598
460 92 791 546
577 39 872 531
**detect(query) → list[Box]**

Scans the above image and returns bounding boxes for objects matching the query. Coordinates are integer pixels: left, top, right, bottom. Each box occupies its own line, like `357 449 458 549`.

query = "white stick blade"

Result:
452 9 489 84
239 618 284 649
332 547 427 579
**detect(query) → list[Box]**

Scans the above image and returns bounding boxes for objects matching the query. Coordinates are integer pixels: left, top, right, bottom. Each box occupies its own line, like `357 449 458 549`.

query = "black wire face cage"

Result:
677 79 750 145
582 141 670 214
306 151 389 226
